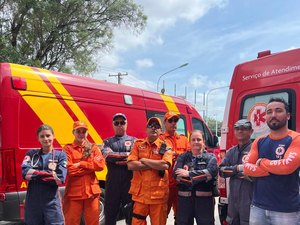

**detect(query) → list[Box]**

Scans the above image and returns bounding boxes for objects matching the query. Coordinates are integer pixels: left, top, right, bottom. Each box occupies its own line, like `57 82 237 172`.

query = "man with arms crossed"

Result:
102 113 136 225
127 117 172 225
160 112 189 224
244 97 300 225
219 119 254 225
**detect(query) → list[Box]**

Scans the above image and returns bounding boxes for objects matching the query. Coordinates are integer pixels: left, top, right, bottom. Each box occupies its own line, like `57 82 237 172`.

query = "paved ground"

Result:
0 198 221 225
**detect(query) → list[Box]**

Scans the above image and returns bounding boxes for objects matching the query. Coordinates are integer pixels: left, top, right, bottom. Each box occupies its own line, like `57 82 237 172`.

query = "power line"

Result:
109 72 128 84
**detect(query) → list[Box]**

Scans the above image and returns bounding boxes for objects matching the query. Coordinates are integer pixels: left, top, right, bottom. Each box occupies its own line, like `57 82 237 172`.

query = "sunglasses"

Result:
167 118 179 123
113 121 126 126
147 124 161 129
234 126 251 131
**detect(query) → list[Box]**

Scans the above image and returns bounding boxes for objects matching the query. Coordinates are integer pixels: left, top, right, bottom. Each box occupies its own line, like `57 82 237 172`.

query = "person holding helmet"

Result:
160 111 189 223
102 113 136 225
219 119 254 225
63 121 105 225
127 117 172 225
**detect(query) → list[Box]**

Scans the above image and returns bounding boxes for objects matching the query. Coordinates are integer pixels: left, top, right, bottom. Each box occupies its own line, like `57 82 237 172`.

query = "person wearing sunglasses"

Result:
21 124 67 225
101 113 136 225
63 121 105 225
160 111 190 224
127 117 172 225
219 119 254 225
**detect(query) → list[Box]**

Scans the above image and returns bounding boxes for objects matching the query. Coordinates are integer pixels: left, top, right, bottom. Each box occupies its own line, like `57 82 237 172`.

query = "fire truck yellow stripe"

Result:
10 64 103 146
160 94 180 113
11 64 75 145
37 68 103 144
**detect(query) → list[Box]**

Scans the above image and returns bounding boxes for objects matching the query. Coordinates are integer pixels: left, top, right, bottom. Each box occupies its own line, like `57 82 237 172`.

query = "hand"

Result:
175 168 189 177
103 149 114 158
256 158 263 166
237 164 244 172
73 162 80 168
139 158 147 164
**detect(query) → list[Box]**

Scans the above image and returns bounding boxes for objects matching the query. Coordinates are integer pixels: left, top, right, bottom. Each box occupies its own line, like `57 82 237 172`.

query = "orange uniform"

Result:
160 131 189 216
63 142 105 225
128 138 173 225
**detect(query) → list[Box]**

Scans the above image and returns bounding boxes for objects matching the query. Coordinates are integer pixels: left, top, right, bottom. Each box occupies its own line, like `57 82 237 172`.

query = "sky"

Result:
93 0 300 121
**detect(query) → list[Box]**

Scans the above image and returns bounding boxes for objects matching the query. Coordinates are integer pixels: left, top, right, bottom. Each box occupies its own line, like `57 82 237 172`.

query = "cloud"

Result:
135 58 154 69
187 73 228 90
113 0 228 51
137 0 227 23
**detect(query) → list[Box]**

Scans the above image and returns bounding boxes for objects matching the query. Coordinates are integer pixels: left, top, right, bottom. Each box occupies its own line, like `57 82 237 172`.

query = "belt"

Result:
178 191 212 197
178 191 192 197
195 191 212 197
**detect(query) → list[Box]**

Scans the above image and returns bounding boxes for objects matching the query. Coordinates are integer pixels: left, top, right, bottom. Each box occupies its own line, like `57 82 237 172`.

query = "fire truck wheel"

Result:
99 188 105 225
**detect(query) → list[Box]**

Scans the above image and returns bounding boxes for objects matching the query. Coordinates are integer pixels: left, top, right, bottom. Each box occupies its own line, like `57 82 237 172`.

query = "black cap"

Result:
234 119 252 129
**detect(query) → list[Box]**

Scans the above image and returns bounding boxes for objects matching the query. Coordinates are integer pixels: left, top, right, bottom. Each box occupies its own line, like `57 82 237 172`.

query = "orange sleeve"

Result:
127 142 139 162
243 138 270 177
79 145 105 172
260 135 300 175
163 149 173 166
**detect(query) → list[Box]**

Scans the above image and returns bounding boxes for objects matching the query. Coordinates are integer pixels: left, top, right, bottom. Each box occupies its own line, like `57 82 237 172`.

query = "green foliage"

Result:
0 0 147 75
206 116 222 137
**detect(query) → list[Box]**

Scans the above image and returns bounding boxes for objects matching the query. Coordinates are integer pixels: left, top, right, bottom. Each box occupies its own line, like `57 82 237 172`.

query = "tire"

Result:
99 188 105 225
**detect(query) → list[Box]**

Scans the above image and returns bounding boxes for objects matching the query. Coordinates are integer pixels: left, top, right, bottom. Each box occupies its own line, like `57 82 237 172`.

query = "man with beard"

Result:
244 97 300 225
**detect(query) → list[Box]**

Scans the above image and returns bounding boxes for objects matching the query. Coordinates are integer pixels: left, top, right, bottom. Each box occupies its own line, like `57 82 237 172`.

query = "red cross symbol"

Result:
254 109 266 126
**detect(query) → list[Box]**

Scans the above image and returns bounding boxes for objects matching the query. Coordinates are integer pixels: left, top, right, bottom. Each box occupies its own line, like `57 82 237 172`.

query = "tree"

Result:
0 0 147 75
206 116 222 137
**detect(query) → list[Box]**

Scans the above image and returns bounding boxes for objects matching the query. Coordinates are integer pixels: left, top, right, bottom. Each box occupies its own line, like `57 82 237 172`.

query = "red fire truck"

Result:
218 48 300 224
0 63 218 224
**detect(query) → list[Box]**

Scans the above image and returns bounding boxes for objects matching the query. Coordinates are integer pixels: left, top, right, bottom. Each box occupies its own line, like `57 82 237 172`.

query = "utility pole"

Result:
109 72 128 84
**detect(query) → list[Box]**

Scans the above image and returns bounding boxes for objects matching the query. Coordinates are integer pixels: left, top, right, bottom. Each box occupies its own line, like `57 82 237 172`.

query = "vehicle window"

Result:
146 111 187 136
241 91 294 139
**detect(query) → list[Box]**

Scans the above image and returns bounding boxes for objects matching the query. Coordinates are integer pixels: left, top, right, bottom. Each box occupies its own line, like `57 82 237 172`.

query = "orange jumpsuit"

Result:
128 138 173 225
63 142 105 225
159 132 189 217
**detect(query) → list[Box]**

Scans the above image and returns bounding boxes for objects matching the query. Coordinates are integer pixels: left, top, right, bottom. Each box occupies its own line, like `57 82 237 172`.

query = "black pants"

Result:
104 169 132 225
176 195 214 225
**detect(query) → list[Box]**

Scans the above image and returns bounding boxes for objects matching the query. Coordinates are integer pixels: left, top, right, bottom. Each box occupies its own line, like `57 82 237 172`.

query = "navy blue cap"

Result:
113 113 127 121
